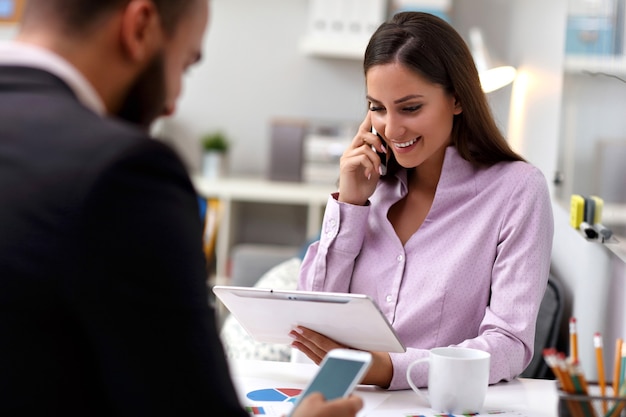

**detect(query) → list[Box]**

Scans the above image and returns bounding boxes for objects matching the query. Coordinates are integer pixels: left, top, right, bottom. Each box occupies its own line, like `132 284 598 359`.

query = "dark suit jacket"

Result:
0 66 248 416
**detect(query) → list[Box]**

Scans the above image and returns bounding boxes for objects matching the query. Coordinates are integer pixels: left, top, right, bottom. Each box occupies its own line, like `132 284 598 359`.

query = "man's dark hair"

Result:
22 0 196 36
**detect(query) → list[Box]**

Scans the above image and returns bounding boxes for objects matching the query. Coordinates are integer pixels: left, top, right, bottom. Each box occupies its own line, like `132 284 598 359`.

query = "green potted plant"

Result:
201 131 229 179
202 131 229 153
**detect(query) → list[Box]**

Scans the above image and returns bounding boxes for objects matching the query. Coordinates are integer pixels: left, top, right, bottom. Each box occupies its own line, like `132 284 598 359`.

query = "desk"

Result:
192 176 336 281
229 359 559 417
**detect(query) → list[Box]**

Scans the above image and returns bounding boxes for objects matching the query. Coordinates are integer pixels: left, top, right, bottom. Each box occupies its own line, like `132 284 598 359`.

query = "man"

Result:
0 1 363 415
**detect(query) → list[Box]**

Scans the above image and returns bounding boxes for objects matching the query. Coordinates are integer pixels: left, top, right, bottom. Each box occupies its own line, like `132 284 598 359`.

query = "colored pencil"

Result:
570 360 597 417
613 339 623 397
604 379 626 417
595 333 607 414
570 318 579 362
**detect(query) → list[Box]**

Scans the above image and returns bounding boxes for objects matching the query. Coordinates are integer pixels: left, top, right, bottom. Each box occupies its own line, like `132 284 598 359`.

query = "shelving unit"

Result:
564 54 626 74
192 176 337 285
299 0 386 59
558 0 626 254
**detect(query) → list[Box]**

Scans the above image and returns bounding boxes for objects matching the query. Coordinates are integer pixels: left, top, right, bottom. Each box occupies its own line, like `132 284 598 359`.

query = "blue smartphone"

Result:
288 349 372 416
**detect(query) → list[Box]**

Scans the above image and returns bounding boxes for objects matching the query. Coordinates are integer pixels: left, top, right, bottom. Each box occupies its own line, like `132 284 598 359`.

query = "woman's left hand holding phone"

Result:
338 112 386 206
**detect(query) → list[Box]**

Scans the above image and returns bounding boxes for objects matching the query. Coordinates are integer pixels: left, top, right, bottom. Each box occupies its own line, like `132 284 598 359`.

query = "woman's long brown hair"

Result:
364 11 524 169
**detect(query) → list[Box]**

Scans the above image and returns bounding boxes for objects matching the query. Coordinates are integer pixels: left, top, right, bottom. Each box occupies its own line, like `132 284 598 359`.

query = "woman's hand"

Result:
289 326 393 388
290 392 363 417
338 112 386 206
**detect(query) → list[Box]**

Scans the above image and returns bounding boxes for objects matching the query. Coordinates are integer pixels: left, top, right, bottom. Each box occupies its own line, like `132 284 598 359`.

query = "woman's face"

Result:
366 62 462 170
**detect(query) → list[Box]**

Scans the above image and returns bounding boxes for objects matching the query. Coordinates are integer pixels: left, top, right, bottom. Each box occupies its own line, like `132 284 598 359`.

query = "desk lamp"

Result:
469 27 517 93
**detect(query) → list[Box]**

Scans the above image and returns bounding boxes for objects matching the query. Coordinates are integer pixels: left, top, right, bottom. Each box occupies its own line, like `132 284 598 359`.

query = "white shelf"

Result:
299 36 369 59
193 176 335 206
564 54 626 75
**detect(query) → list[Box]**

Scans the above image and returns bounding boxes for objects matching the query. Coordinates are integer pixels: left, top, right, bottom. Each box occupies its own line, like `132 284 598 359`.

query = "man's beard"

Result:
115 52 167 130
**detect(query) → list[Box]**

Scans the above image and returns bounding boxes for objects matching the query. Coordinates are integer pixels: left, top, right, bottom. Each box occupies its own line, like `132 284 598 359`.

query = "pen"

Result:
595 333 608 414
618 342 626 389
613 339 623 396
570 317 579 362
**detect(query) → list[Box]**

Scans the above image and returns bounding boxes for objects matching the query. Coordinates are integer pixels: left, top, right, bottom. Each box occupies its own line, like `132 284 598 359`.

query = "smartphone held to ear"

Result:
288 349 372 416
371 127 387 176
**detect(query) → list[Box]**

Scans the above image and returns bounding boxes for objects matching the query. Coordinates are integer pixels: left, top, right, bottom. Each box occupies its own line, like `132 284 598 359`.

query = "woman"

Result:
292 12 553 390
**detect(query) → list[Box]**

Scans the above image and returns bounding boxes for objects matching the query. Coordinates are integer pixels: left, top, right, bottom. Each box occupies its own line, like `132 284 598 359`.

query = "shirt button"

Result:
329 219 336 226
386 295 393 303
397 254 404 262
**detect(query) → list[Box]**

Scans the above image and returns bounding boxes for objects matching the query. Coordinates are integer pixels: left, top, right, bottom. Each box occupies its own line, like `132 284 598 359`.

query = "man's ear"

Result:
119 0 163 64
453 94 463 115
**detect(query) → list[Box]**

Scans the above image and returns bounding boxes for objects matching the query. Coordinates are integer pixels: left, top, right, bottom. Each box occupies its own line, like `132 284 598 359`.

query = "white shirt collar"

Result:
0 40 106 115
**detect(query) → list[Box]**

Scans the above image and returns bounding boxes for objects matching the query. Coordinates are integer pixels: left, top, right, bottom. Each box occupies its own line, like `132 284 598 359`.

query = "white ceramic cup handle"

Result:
406 358 430 400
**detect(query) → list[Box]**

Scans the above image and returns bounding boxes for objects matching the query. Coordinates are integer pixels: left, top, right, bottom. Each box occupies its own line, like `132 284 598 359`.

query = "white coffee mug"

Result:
406 347 491 413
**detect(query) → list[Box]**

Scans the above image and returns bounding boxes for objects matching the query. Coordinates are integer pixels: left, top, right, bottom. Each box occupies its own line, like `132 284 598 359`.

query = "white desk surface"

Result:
229 359 559 417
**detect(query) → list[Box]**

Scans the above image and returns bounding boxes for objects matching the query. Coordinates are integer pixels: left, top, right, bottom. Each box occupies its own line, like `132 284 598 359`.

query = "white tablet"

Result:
212 286 406 353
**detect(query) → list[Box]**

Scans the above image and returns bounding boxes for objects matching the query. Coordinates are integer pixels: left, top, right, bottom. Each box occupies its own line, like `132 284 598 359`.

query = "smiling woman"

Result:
0 0 24 23
295 11 554 392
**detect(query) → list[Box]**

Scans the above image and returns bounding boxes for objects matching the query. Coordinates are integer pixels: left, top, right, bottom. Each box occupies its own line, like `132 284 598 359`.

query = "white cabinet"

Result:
192 176 336 284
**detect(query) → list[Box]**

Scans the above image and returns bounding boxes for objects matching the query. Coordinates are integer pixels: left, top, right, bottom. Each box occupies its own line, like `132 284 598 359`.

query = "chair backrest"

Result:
520 275 566 379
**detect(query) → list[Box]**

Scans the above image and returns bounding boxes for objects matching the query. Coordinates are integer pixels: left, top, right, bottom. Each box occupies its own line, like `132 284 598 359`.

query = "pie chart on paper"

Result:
246 388 302 403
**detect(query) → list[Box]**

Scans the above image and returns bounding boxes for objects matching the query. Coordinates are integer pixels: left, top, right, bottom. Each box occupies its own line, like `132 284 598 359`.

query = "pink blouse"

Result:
298 146 554 390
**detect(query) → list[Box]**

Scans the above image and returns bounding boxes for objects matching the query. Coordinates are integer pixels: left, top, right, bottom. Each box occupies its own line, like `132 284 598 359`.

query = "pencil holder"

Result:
558 383 626 417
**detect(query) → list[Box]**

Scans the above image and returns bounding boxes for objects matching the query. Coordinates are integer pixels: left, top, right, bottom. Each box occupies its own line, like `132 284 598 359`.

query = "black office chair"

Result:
520 275 566 379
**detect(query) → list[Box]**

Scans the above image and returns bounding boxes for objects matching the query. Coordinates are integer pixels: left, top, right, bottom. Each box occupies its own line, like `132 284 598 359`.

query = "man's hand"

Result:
289 392 363 417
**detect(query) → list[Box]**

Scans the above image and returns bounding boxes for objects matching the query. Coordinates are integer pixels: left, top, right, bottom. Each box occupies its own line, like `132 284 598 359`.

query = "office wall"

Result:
453 0 565 195
160 0 367 176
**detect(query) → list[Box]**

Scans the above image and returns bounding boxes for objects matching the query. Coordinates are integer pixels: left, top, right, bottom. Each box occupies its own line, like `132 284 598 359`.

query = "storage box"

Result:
268 120 307 183
565 15 617 55
390 0 452 22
